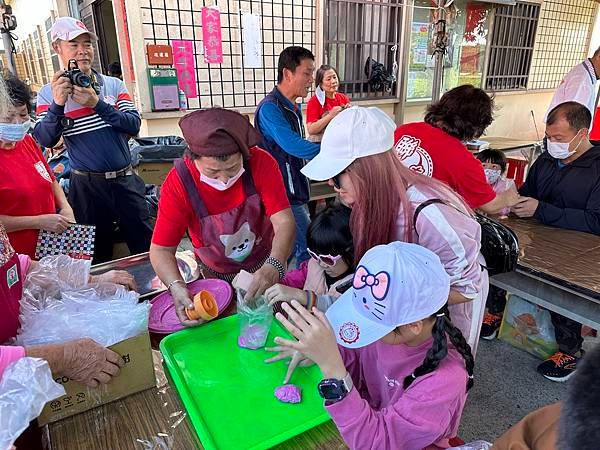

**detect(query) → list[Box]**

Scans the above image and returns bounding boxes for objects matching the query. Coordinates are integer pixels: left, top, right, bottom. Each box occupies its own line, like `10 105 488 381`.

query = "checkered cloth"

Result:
35 224 95 260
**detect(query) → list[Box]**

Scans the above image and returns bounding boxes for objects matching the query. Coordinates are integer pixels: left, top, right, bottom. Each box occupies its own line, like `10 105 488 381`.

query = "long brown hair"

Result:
346 151 470 264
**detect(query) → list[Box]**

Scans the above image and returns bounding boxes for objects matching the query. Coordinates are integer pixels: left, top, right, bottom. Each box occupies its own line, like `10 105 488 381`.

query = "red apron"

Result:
174 158 274 280
0 228 23 343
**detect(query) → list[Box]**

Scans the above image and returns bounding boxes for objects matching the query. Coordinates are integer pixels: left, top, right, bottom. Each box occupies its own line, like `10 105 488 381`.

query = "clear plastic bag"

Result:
0 357 65 450
15 255 150 348
498 294 558 360
449 441 492 450
236 289 273 350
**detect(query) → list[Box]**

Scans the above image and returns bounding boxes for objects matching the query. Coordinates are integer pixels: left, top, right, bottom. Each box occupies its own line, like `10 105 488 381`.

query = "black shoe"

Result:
537 351 579 382
480 312 502 340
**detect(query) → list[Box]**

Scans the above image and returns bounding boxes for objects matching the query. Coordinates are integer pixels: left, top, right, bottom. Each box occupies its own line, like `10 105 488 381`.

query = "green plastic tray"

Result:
160 314 331 450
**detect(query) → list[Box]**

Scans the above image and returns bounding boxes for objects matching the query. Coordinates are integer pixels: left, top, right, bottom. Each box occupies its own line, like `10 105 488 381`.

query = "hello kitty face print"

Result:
352 265 391 321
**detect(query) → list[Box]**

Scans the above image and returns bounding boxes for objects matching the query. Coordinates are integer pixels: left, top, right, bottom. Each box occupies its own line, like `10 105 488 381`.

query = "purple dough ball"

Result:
274 384 302 403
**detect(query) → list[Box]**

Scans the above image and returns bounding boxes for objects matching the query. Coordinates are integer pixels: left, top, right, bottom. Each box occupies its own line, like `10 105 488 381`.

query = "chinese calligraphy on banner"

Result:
172 40 198 98
202 6 223 64
242 13 262 68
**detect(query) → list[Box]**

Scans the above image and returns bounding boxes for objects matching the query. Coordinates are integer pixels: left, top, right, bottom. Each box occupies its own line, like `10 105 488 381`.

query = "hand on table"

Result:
265 284 306 307
92 270 138 291
244 264 279 301
273 301 346 379
38 214 70 233
265 347 314 384
170 282 204 327
60 338 124 388
513 196 539 218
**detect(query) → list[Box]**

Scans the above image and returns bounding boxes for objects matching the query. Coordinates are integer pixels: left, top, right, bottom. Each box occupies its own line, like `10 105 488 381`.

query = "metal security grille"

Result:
324 0 403 100
484 2 540 92
528 0 597 91
140 0 315 109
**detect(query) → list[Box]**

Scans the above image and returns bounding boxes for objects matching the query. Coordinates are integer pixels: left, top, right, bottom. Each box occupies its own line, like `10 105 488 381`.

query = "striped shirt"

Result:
33 73 141 172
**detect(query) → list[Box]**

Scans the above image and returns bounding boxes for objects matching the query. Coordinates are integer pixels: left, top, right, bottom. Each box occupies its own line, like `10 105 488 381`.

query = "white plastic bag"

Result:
0 357 65 450
16 255 150 348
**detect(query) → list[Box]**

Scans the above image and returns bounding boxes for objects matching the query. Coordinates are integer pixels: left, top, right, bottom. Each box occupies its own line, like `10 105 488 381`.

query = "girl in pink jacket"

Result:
265 204 354 313
270 242 474 450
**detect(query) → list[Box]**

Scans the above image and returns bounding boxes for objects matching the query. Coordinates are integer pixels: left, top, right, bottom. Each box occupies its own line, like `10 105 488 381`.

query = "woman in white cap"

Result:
269 242 474 450
300 106 487 354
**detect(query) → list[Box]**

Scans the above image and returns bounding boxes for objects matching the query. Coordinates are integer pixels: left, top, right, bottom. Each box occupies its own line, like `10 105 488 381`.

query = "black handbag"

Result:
413 199 519 276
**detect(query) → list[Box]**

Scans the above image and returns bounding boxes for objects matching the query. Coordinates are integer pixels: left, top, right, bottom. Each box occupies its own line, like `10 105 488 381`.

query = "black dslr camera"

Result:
62 59 92 88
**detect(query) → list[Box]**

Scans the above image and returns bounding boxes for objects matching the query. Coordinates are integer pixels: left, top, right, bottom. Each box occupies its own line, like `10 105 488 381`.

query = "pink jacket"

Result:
281 259 353 311
491 177 516 216
326 338 469 450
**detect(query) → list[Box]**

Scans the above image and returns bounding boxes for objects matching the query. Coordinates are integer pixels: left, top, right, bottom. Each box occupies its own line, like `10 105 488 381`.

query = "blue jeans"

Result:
290 203 310 266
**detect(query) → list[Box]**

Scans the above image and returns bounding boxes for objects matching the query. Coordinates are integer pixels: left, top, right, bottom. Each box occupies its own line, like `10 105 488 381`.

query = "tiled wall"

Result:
528 0 597 90
140 0 315 109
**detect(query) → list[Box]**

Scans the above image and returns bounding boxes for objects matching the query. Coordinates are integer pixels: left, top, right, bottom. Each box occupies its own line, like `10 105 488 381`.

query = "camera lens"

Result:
73 73 92 88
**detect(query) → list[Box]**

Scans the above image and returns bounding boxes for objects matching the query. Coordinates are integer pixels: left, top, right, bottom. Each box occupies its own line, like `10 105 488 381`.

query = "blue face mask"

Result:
0 120 31 143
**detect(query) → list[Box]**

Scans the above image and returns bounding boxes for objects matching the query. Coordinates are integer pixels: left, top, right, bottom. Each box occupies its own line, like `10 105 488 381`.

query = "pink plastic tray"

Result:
149 279 233 334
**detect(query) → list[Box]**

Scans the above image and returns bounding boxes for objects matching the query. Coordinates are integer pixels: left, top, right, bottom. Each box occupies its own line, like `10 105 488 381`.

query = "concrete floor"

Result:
459 338 568 443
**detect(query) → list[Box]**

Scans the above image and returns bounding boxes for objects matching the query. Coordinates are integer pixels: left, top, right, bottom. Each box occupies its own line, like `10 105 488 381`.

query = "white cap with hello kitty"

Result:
50 17 98 43
325 241 450 349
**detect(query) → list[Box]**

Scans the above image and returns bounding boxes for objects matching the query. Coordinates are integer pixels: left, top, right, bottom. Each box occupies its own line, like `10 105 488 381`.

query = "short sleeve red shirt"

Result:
152 147 291 249
306 92 351 123
0 135 57 258
393 122 496 209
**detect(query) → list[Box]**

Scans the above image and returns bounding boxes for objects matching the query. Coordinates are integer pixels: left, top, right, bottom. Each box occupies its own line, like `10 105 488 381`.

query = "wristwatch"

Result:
318 372 353 402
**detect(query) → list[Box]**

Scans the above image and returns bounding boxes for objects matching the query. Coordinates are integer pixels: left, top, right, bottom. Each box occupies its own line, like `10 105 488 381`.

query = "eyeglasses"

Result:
331 170 346 190
307 248 343 267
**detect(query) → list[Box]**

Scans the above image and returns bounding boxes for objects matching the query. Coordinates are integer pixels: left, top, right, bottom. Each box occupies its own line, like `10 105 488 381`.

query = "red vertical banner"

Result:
202 6 223 64
172 40 198 98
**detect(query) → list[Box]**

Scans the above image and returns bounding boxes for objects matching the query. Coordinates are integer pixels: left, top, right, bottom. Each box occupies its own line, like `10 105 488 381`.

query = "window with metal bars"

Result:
484 1 540 92
323 0 403 100
140 0 315 110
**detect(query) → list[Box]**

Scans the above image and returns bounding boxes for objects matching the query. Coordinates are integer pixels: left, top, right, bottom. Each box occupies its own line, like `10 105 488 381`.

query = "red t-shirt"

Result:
306 93 351 123
393 122 496 209
0 135 57 258
152 147 290 248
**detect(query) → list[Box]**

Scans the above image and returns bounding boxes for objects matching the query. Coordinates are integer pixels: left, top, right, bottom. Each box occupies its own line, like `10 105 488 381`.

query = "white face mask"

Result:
484 168 501 185
0 120 31 142
546 131 583 160
200 166 245 191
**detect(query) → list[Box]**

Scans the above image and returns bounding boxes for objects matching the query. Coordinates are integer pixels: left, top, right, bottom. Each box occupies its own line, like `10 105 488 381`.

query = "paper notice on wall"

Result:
202 6 223 64
172 40 198 98
242 13 262 68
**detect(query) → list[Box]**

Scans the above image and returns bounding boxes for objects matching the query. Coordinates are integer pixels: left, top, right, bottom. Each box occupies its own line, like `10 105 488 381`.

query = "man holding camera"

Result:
33 17 152 263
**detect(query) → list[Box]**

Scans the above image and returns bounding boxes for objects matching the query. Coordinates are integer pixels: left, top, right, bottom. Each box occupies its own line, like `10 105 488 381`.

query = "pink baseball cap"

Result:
50 17 98 43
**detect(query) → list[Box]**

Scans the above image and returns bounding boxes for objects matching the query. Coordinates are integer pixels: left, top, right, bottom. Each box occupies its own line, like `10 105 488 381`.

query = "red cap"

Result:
178 108 261 159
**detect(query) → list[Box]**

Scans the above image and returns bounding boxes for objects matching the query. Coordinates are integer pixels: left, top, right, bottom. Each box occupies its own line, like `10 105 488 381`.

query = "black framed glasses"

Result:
332 170 346 190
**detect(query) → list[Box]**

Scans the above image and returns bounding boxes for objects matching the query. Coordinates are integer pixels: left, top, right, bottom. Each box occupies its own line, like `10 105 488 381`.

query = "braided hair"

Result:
402 305 475 392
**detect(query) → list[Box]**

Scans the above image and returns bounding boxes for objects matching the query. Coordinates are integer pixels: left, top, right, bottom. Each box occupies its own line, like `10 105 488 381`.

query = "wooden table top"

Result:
47 351 346 450
501 217 600 297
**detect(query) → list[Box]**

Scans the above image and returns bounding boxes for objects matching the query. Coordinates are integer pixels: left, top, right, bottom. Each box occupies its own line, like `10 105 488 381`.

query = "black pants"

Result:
550 312 583 355
486 286 583 355
69 172 153 263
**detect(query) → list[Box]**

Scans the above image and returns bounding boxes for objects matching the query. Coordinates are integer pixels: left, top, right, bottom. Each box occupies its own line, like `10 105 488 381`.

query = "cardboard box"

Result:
37 332 156 425
135 161 174 186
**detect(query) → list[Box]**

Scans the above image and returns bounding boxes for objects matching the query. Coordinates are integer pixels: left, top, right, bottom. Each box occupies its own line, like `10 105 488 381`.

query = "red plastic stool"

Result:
506 157 528 188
